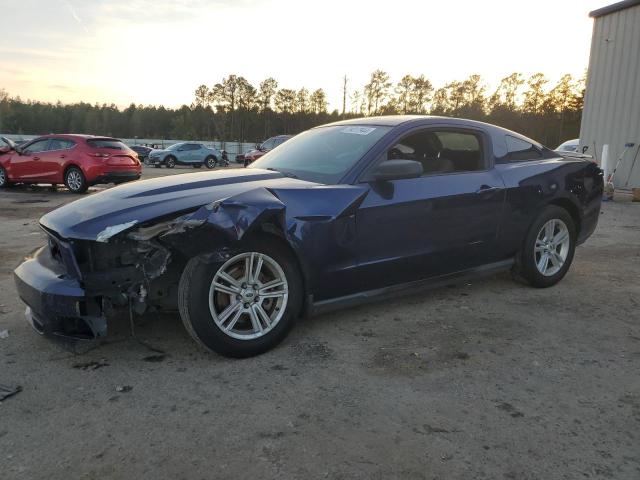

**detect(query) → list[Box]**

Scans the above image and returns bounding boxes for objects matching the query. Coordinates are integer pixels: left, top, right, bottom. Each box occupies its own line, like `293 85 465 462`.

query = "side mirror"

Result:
371 160 423 181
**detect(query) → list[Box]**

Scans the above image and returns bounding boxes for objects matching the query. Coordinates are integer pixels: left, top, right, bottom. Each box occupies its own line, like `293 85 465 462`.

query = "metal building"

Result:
579 0 640 187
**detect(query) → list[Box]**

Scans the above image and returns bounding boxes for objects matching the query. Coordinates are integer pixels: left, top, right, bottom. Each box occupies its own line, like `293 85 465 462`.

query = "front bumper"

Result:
13 246 106 341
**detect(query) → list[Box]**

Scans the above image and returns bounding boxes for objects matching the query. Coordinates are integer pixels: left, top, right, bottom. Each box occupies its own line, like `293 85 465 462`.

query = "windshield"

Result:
167 143 183 151
249 125 391 183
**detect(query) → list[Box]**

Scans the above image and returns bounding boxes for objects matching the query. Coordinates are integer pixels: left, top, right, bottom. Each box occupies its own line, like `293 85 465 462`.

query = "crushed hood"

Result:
40 169 314 241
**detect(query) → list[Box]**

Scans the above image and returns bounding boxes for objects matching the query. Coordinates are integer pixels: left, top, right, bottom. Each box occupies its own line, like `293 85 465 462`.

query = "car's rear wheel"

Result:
64 166 88 193
513 205 576 288
154 164 162 168
178 238 302 358
205 156 217 169
0 166 10 188
165 156 176 168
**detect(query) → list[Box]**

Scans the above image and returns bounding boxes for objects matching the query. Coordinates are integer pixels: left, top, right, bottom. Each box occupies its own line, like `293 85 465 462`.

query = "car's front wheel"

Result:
165 156 176 168
178 238 302 357
205 156 217 169
513 205 576 288
64 166 88 193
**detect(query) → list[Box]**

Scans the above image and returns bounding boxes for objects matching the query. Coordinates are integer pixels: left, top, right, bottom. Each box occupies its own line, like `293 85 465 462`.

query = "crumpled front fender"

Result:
156 184 369 296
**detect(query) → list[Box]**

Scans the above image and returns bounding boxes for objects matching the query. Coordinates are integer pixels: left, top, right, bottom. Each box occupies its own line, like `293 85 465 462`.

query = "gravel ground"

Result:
0 167 638 480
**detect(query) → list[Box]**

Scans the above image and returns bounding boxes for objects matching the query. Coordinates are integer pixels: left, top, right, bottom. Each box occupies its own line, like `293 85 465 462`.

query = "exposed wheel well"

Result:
548 198 581 235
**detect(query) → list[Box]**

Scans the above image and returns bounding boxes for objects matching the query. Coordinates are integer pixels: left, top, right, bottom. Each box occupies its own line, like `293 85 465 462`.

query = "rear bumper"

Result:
13 246 106 341
92 171 141 185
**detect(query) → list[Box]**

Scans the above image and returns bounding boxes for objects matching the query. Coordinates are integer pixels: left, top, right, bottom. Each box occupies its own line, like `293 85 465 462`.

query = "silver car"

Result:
147 142 223 169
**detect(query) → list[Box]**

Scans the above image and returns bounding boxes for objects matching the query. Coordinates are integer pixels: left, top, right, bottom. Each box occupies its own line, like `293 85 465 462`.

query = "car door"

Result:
181 144 198 164
190 144 205 163
11 139 51 180
41 138 75 181
354 126 506 292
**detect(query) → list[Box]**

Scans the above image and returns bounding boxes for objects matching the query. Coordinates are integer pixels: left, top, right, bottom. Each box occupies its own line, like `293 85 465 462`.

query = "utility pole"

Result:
342 75 348 118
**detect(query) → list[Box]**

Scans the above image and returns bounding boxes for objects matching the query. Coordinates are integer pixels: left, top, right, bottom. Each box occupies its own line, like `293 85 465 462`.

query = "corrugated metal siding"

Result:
579 4 640 187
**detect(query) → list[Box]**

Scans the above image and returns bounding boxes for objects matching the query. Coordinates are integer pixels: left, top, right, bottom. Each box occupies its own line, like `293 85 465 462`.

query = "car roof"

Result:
322 115 544 148
30 134 123 142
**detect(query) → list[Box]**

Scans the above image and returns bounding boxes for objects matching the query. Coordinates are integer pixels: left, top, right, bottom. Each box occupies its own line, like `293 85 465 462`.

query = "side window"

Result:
23 139 50 154
48 139 74 151
384 129 484 175
191 144 202 150
505 135 542 161
262 139 275 150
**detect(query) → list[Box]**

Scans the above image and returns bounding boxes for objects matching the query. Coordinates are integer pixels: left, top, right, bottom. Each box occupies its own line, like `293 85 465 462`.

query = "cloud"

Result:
48 84 73 91
61 0 89 33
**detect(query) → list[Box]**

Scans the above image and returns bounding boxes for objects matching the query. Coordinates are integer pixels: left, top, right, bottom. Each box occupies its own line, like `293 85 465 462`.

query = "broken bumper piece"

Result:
13 246 106 341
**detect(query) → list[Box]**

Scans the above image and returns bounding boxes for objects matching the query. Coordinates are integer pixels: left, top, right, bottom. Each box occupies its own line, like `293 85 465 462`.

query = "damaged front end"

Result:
13 216 192 342
13 202 244 342
13 181 367 343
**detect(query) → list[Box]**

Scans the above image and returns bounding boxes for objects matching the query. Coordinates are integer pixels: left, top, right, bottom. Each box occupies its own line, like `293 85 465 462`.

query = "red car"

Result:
0 135 141 193
240 135 293 167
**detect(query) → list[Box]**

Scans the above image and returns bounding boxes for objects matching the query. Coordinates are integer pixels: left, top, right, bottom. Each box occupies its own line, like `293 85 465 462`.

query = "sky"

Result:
1 0 606 111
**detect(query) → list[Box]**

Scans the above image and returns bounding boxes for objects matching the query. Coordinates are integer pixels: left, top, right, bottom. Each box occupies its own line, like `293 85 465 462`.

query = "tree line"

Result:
0 70 584 146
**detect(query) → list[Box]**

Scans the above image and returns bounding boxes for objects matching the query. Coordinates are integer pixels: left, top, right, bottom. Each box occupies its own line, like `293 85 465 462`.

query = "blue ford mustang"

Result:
14 116 603 357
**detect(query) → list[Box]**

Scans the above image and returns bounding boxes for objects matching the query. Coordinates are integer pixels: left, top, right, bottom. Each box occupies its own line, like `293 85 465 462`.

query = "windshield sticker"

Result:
341 126 376 135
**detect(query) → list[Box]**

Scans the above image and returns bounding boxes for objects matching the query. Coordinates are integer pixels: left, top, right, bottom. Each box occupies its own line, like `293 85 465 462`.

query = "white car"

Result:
555 139 580 153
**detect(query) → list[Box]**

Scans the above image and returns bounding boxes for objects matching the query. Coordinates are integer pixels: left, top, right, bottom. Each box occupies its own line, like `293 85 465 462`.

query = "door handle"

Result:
60 154 66 159
476 185 499 194
33 156 40 161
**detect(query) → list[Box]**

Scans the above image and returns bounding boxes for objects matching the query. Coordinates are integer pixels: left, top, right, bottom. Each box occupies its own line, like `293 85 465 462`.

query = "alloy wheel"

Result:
0 167 5 186
534 218 570 276
66 170 83 192
208 252 289 340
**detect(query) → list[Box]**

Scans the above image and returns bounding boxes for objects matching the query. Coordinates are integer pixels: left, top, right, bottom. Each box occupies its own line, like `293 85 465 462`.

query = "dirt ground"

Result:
0 166 638 480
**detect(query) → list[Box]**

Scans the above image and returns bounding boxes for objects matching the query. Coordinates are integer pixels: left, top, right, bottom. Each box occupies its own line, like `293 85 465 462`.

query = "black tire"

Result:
154 164 162 169
205 156 217 169
193 164 202 168
513 205 576 288
165 156 176 168
0 165 10 188
178 237 303 358
64 166 88 194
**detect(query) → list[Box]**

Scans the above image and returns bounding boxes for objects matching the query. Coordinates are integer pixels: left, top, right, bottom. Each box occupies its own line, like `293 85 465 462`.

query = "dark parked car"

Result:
236 135 292 165
130 145 153 162
13 116 602 357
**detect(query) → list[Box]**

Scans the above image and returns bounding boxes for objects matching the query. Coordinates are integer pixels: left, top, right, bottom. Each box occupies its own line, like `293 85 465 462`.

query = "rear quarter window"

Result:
504 135 543 162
